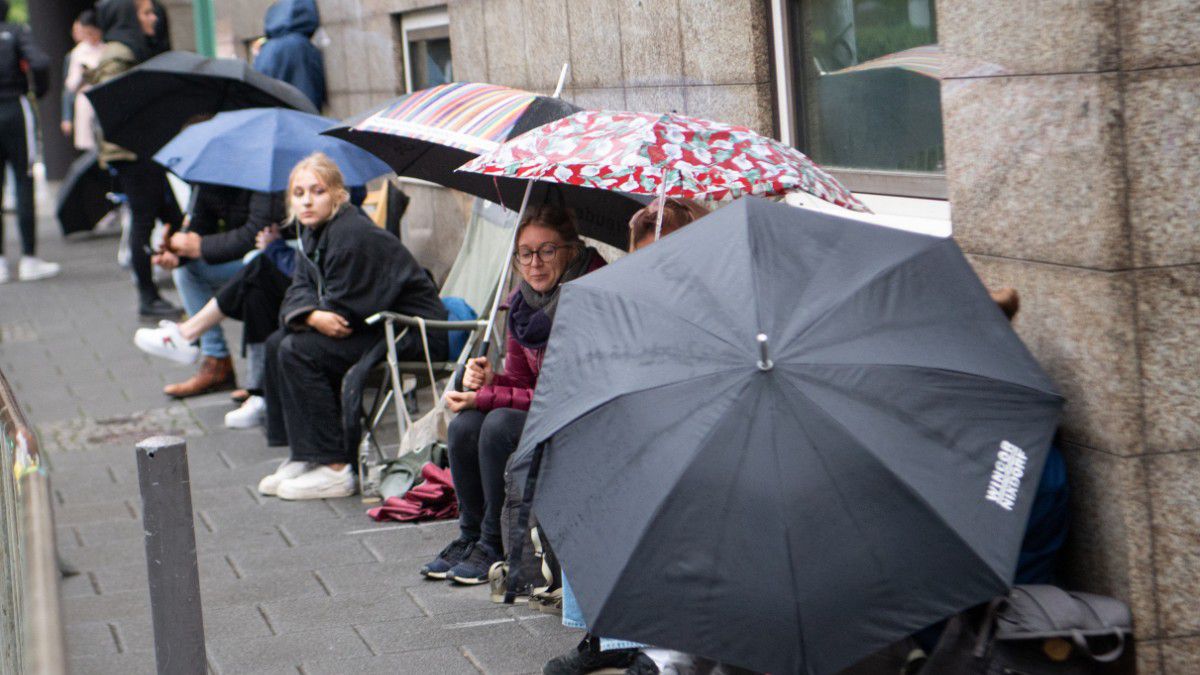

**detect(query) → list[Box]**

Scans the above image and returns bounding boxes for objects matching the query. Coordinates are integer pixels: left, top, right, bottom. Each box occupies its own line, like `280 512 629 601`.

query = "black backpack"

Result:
923 585 1133 675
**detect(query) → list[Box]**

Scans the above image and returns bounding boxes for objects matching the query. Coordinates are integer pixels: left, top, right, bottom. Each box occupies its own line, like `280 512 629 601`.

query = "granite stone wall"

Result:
938 2 1200 671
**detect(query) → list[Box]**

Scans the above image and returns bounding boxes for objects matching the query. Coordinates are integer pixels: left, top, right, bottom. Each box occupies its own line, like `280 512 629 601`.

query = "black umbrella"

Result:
322 85 645 249
85 51 318 158
512 198 1064 675
55 151 114 237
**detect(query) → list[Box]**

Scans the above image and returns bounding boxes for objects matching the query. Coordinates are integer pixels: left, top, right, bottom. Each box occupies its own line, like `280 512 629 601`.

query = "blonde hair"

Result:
286 152 350 221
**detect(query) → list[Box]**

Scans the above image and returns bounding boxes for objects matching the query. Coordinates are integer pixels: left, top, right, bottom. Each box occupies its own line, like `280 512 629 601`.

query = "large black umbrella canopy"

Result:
517 198 1064 675
323 86 645 249
85 51 318 158
56 151 112 237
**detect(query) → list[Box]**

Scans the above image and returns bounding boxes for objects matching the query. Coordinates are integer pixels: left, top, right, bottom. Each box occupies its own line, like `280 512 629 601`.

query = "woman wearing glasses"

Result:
423 205 605 585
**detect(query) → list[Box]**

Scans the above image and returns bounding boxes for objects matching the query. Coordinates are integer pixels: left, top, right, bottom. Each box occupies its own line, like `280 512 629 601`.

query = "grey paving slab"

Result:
259 591 424 636
68 652 158 675
229 539 380 577
463 631 582 675
356 608 532 655
206 627 372 673
301 647 480 675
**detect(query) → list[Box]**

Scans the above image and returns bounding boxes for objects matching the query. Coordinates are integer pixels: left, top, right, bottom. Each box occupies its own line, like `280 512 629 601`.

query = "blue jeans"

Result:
561 574 645 651
173 258 243 358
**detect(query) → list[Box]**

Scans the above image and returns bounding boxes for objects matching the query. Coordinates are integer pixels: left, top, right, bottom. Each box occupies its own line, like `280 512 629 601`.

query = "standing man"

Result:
0 0 58 283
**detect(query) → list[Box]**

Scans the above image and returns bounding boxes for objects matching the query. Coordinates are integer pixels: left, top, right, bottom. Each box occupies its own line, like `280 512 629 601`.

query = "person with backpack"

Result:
0 0 58 283
420 205 606 586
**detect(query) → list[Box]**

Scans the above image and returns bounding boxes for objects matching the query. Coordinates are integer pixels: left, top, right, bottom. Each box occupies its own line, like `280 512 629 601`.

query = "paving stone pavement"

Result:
1 186 580 674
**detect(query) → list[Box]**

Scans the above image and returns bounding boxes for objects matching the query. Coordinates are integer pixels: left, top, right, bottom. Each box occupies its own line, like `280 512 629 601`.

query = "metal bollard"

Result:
136 436 207 674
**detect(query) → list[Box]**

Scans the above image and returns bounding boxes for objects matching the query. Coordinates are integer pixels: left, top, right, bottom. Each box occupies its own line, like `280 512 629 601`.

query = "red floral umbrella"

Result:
457 109 869 212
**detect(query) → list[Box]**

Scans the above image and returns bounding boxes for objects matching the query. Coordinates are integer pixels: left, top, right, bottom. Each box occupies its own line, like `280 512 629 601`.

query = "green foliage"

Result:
8 0 28 24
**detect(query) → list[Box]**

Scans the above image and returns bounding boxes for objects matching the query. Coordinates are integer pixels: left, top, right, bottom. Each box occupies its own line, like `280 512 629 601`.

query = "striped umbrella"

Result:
324 82 645 248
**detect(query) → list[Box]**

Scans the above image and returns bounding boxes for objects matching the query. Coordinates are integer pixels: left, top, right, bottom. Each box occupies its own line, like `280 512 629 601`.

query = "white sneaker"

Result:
257 460 311 496
276 464 357 500
225 395 266 429
133 320 199 365
0 259 8 283
18 256 60 281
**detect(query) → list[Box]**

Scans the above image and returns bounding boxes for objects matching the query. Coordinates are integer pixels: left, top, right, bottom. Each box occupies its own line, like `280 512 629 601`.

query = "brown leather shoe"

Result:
164 356 237 398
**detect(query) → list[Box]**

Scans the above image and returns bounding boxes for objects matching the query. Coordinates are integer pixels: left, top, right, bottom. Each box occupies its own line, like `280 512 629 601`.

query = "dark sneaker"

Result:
623 653 660 674
138 297 183 318
420 538 474 579
448 541 502 585
543 637 638 675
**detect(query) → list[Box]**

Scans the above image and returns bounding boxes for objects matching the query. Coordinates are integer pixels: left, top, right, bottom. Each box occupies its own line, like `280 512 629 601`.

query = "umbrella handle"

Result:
504 441 546 604
452 339 491 393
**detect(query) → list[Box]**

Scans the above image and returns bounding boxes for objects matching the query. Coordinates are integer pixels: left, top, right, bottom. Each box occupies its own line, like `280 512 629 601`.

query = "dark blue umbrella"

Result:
153 108 392 191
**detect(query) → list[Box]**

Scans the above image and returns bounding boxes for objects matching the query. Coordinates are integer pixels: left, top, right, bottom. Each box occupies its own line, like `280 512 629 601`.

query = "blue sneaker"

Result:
448 541 502 585
420 537 474 579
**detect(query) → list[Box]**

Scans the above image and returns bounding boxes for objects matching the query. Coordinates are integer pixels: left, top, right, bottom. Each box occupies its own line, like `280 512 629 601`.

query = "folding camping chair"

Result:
357 198 516 488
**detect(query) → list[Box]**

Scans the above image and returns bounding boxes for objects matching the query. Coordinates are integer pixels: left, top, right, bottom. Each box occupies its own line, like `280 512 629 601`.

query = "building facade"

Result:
188 1 1200 670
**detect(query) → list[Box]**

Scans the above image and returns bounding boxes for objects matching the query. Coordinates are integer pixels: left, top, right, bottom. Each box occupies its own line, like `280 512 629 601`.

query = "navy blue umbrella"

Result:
153 108 392 191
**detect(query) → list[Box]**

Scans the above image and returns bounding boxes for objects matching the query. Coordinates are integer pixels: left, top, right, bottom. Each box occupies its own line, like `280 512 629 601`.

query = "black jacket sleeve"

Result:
200 191 285 264
16 26 49 98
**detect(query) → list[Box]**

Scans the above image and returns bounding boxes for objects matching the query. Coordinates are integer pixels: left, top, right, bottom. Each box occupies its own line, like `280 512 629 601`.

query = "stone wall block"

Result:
618 0 684 87
359 18 398 96
1121 0 1200 70
399 184 471 282
448 0 489 84
565 0 623 88
1136 267 1200 454
679 0 769 85
625 86 686 116
481 0 529 89
944 74 1129 270
1059 445 1160 640
523 0 572 92
340 23 372 94
1160 637 1200 674
967 256 1143 455
1139 641 1164 675
937 0 1119 77
1125 66 1200 268
321 23 350 95
570 87 627 111
684 83 774 135
1148 451 1200 637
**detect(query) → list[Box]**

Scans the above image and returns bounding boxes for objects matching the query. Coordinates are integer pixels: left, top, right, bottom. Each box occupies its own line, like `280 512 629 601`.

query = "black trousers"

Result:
263 325 447 465
447 408 528 553
214 254 291 346
112 158 182 302
0 98 36 256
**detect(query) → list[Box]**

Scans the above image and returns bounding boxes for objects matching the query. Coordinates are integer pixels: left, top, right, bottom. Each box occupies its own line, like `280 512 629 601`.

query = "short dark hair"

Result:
77 9 99 28
516 204 580 245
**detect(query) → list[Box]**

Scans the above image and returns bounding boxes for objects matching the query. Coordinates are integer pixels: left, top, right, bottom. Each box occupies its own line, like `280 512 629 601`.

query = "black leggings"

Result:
215 254 291 346
113 158 182 302
0 98 35 256
447 408 527 553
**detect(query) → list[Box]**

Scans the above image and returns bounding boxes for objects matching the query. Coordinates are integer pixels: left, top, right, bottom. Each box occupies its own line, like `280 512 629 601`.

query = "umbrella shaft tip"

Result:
756 333 773 371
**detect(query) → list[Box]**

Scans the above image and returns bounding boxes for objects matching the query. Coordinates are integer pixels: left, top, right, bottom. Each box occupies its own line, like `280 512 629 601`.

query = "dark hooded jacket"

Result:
0 0 50 99
281 204 445 330
253 0 325 111
95 0 155 63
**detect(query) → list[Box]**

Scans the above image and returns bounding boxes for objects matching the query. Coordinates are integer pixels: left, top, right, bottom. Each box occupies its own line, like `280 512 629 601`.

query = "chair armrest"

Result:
366 311 487 332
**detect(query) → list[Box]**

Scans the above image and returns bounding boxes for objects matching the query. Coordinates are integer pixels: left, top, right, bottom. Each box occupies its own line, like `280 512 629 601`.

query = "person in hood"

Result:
253 0 326 111
90 0 184 318
0 0 58 283
257 152 446 500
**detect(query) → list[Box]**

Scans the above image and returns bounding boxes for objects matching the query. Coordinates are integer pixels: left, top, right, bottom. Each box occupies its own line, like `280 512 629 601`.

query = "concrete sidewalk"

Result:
1 188 578 674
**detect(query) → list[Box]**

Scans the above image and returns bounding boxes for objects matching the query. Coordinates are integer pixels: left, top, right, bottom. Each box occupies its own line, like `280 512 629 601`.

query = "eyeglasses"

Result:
514 243 574 266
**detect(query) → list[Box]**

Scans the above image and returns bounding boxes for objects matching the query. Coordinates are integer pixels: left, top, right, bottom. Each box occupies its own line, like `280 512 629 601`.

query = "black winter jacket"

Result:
281 204 445 330
0 21 48 98
195 189 288 265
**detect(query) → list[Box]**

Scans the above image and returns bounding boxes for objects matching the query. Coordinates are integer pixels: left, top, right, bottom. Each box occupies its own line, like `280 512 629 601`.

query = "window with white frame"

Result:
396 7 452 94
773 0 945 198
